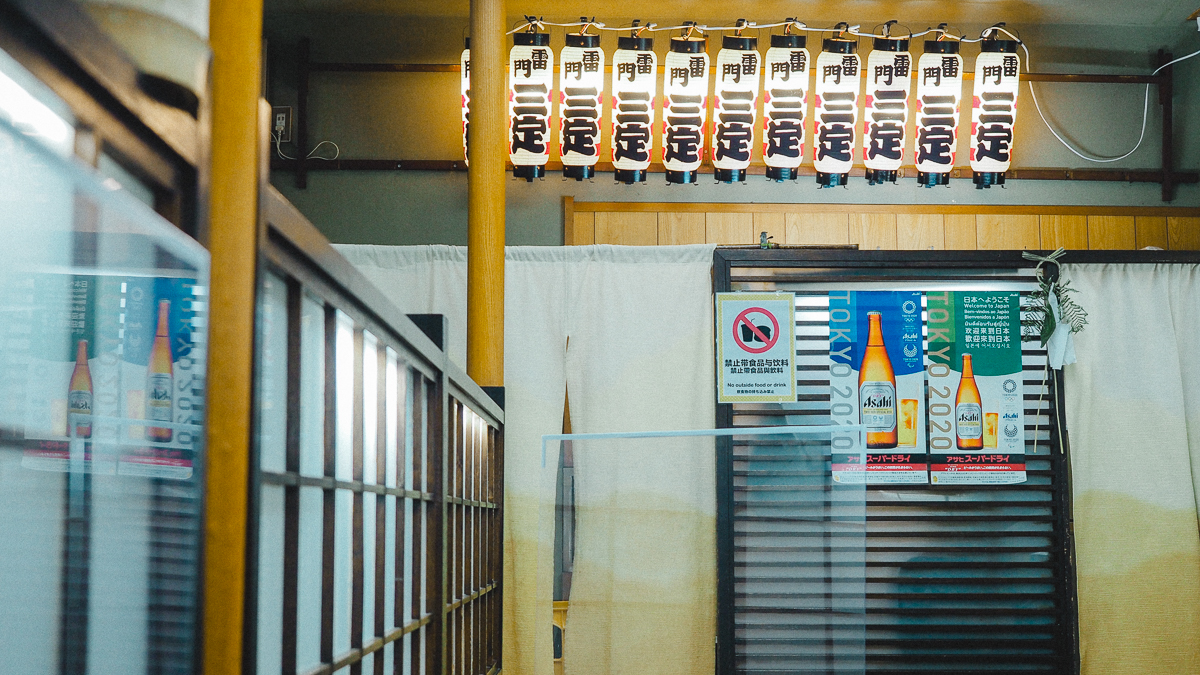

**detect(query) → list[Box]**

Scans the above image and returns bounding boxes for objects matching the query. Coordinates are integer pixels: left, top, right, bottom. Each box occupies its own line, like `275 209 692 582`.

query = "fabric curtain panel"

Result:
336 244 717 675
1064 263 1200 675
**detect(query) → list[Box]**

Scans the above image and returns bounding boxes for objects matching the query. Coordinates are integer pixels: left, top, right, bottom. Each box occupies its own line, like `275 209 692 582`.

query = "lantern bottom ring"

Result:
865 169 899 186
816 171 850 188
513 165 545 182
613 169 647 185
666 170 699 185
917 171 952 188
563 165 595 181
765 167 800 182
714 168 747 184
973 171 1006 189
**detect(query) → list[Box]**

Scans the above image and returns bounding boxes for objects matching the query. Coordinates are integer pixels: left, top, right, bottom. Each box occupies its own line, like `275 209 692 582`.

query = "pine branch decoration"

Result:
1020 248 1088 345
1021 280 1088 343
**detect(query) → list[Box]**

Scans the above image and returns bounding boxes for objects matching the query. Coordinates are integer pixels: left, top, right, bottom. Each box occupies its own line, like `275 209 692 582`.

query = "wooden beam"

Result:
1158 49 1175 202
268 158 1198 187
204 0 262 674
290 62 1168 85
466 0 504 387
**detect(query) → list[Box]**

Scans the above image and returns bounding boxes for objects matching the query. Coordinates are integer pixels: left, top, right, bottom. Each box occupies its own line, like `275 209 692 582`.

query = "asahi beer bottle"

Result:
859 311 897 448
955 353 983 449
68 339 93 439
146 299 174 442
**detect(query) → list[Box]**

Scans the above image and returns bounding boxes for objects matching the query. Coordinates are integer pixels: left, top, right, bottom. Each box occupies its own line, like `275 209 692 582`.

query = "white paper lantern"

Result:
863 38 911 184
969 38 1021 188
662 31 709 184
712 34 760 183
460 40 470 165
508 31 554 181
762 33 809 181
559 32 604 180
610 34 657 184
813 37 860 187
914 40 963 187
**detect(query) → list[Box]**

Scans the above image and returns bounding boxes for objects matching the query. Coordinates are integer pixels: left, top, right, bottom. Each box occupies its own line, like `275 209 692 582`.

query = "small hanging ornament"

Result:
1021 248 1089 370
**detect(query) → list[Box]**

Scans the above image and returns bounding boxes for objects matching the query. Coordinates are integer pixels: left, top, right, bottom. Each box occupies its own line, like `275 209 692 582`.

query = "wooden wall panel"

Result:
1168 217 1200 250
1087 216 1136 250
658 212 706 245
568 203 1200 251
753 212 786 246
1134 216 1168 249
944 215 978 250
976 214 1039 250
1040 215 1088 249
594 212 657 245
706 212 755 245
850 213 898 250
896 214 944 250
785 212 850 245
567 212 595 245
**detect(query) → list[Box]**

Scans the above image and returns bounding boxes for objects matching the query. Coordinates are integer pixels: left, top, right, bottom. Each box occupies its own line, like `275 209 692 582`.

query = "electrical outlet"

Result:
272 105 292 143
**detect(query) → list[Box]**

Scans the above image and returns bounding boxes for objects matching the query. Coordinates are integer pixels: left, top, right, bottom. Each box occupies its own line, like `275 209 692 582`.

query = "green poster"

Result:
927 292 1026 485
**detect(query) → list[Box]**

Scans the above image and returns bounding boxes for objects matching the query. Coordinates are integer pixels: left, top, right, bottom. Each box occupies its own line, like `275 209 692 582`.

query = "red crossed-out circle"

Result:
733 307 780 354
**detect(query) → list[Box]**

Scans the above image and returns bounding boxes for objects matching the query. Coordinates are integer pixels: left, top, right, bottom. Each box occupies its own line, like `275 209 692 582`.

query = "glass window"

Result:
0 63 208 675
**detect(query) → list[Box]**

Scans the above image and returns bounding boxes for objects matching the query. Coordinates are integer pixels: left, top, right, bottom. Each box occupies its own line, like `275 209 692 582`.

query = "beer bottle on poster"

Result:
146 299 173 442
68 339 92 439
859 311 897 448
955 353 983 449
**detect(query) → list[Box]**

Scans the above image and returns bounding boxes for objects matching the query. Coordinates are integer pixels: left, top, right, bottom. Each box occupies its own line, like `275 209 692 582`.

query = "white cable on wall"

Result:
273 133 341 161
991 25 1200 164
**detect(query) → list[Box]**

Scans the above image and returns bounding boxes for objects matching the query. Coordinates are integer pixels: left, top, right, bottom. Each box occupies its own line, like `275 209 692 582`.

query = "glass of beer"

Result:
984 412 999 448
899 399 918 447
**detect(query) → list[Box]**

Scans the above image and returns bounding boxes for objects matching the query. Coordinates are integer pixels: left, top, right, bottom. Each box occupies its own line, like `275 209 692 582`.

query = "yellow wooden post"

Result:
467 0 506 387
204 1 262 673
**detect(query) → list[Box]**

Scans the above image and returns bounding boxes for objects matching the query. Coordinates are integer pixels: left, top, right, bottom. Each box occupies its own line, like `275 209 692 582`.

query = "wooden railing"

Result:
248 186 504 675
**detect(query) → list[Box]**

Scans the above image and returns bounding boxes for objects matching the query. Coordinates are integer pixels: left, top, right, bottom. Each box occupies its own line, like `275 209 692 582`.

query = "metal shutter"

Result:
715 251 1077 675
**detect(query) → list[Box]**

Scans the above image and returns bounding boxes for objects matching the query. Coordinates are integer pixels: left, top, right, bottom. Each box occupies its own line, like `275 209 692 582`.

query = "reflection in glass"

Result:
299 295 325 477
0 77 208 675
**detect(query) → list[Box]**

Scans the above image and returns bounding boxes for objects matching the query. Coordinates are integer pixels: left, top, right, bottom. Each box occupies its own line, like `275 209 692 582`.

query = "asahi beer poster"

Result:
22 273 205 479
716 292 796 403
829 291 927 484
926 291 1026 484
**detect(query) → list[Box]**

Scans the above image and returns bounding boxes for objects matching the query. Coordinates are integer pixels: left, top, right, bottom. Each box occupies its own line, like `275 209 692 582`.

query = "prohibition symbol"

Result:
733 307 780 354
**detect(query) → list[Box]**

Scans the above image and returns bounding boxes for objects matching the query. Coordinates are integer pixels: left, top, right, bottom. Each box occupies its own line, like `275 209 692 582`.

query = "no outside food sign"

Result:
717 292 797 403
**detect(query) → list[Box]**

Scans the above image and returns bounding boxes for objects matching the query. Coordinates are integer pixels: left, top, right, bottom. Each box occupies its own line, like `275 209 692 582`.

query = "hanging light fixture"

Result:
813 25 859 188
460 37 470 166
712 19 760 184
559 18 604 181
762 20 809 182
970 27 1020 189
662 22 708 185
863 22 911 185
611 21 657 185
509 20 553 181
914 27 962 187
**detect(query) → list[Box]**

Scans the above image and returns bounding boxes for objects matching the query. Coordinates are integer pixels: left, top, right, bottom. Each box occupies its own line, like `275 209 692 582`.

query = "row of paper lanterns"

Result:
461 27 1022 188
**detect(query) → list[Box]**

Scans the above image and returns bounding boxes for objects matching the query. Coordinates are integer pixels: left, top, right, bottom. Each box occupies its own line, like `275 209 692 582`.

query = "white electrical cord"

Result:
505 18 948 38
306 140 341 160
989 25 1200 164
273 132 341 161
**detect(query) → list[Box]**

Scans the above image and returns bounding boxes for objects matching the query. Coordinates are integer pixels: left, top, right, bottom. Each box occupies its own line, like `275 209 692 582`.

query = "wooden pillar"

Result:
204 1 262 673
467 0 506 386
